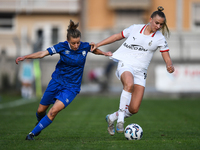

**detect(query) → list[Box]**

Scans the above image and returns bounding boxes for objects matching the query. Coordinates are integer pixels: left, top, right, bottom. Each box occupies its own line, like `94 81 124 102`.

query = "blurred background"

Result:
0 0 200 99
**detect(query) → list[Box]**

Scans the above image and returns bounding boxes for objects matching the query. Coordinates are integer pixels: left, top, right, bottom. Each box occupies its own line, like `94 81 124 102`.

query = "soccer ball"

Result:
124 123 143 140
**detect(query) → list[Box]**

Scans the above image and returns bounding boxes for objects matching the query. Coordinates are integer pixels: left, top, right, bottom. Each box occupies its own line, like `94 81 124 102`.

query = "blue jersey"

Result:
47 41 91 93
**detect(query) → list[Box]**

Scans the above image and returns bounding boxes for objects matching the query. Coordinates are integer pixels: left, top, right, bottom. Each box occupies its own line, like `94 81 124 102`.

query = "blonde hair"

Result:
151 6 170 38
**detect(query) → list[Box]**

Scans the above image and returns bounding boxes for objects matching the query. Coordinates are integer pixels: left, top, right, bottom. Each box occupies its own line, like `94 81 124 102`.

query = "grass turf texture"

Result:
0 94 200 150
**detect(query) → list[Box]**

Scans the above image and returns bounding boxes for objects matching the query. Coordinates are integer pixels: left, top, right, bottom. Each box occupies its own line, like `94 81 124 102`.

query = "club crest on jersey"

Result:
65 50 70 54
148 40 152 46
82 51 86 56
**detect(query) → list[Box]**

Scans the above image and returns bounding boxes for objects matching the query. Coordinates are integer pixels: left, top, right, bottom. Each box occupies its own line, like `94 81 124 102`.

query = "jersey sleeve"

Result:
121 25 135 38
47 43 63 55
158 37 169 52
88 45 92 52
83 42 92 52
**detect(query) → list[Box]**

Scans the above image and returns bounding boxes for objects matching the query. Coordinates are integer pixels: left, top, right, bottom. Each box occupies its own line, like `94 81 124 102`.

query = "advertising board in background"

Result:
155 64 200 92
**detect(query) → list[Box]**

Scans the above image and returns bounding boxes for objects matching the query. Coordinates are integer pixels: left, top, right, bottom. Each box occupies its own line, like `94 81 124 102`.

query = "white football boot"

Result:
116 121 124 133
105 115 115 136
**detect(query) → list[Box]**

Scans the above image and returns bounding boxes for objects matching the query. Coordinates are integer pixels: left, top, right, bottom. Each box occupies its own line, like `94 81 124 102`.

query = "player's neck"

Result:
144 24 154 35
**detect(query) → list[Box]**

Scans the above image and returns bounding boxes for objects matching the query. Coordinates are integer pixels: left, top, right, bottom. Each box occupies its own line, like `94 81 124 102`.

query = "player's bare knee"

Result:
124 83 134 93
48 107 59 118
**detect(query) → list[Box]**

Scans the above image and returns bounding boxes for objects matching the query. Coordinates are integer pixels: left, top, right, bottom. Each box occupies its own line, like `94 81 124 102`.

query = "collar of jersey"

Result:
140 24 156 37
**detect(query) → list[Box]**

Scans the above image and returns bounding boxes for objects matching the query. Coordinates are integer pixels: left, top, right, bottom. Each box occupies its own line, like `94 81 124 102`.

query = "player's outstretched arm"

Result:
97 32 124 47
90 32 124 51
92 48 112 56
15 50 50 64
161 51 175 73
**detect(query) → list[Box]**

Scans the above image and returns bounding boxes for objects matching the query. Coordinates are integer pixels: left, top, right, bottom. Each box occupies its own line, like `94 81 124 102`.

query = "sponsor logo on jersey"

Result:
82 51 86 56
65 50 70 54
123 42 148 51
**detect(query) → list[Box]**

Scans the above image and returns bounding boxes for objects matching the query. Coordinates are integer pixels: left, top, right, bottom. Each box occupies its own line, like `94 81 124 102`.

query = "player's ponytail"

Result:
67 20 81 40
151 6 170 38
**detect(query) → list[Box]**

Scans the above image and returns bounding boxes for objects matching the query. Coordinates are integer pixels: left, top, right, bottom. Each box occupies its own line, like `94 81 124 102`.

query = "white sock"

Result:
124 107 132 118
109 107 132 122
109 106 133 122
109 111 118 122
117 90 131 123
124 95 132 118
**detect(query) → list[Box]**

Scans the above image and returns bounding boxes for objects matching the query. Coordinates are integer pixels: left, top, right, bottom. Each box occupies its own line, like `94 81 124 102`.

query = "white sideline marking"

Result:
0 98 37 109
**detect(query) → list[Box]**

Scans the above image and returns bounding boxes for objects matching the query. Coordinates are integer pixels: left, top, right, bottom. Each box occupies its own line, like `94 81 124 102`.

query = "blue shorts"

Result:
40 79 77 108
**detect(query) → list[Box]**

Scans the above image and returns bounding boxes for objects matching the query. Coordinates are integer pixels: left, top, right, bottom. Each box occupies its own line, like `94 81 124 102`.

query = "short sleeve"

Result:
122 25 135 38
81 42 91 52
87 44 92 52
158 37 169 52
47 43 63 55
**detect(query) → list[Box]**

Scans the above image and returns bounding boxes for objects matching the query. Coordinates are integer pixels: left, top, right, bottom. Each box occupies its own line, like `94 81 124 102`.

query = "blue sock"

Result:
36 112 46 122
32 115 52 136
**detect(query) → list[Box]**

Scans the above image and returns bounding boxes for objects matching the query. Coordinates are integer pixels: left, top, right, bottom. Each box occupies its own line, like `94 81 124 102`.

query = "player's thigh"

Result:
129 84 145 114
120 71 134 92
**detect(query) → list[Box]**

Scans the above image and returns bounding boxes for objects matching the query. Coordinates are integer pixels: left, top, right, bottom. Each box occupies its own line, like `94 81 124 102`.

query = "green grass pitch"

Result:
0 94 200 150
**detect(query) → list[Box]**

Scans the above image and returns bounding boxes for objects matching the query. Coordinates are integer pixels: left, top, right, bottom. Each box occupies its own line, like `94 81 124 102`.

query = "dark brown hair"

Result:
151 6 170 38
67 20 81 40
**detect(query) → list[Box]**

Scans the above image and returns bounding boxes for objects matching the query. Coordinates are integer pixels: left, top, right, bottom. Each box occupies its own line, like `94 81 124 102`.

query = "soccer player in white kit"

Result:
91 6 175 135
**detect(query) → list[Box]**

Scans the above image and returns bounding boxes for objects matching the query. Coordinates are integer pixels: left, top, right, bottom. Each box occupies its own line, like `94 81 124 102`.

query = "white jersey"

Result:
111 24 169 71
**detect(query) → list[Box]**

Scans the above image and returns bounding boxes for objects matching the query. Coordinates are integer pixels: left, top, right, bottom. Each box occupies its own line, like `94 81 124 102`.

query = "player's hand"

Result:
90 42 97 52
167 65 174 73
104 51 113 56
15 56 25 64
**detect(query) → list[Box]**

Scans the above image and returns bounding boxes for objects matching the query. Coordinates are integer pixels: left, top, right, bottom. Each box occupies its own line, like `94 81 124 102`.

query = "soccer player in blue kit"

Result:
15 20 112 140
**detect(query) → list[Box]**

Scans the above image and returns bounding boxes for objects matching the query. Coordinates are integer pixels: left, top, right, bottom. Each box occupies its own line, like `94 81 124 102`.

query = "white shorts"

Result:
115 61 147 87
